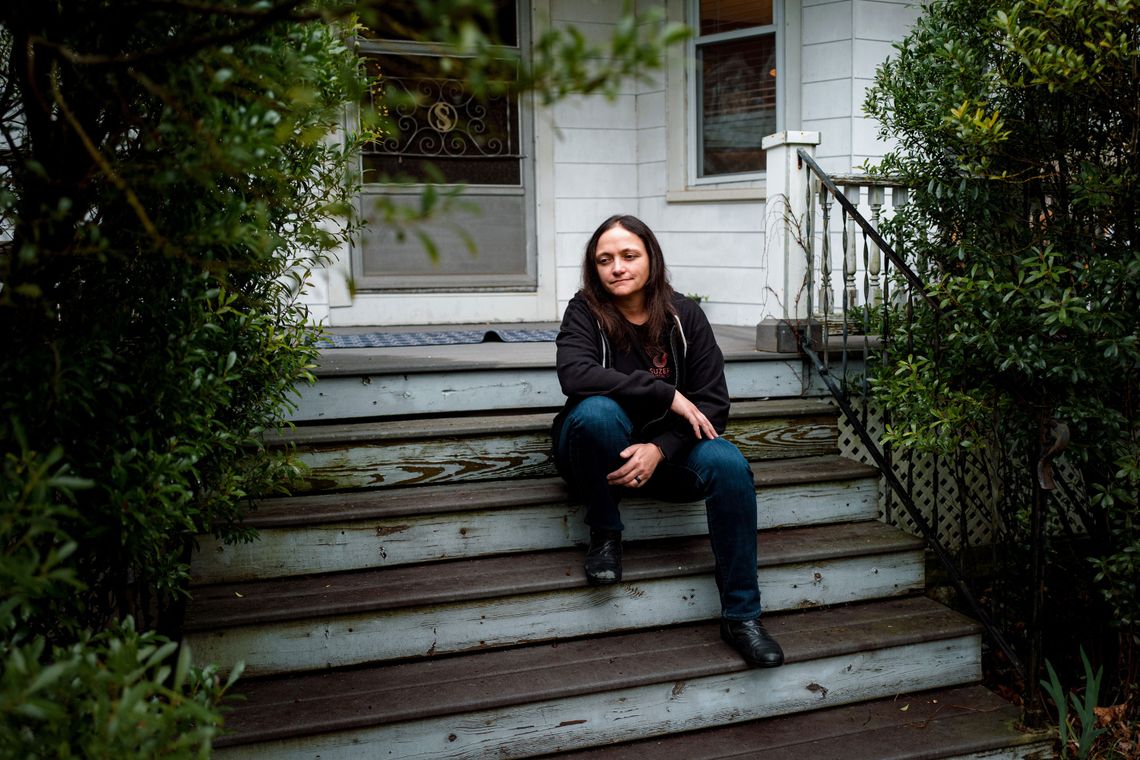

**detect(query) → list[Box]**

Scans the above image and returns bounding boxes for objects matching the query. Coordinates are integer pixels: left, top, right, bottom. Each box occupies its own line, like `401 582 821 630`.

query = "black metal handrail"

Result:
794 148 1026 682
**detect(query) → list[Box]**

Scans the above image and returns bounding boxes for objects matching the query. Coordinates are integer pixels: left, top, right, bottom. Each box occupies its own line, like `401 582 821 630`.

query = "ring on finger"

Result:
634 475 641 483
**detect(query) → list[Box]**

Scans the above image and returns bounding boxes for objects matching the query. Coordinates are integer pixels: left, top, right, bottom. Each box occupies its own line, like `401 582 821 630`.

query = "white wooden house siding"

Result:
802 0 921 174
302 0 919 328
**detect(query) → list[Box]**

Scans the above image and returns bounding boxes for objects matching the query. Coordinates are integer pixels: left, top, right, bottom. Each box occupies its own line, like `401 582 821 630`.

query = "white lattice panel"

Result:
838 403 1087 550
837 402 996 550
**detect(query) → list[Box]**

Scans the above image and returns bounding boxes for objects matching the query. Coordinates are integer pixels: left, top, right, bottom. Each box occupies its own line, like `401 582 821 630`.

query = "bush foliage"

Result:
864 0 1139 704
2 0 363 635
2 3 366 751
1 1 682 754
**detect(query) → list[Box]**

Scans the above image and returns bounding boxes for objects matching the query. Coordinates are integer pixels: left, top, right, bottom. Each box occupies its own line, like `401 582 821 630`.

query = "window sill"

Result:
665 185 767 203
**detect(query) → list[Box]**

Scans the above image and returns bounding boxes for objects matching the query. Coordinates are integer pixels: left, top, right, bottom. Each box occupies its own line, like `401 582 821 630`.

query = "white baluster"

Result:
890 186 910 308
818 179 833 319
868 186 884 308
844 184 861 314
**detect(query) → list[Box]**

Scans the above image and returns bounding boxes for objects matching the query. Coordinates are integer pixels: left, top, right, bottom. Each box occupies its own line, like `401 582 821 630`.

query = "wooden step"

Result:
200 332 1024 760
287 353 830 422
191 456 880 583
212 597 983 758
226 454 877 528
279 399 841 493
553 684 1053 760
184 521 924 676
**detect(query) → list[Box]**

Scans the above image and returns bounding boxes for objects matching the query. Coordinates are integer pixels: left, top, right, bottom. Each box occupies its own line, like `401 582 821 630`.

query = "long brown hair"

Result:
580 214 677 354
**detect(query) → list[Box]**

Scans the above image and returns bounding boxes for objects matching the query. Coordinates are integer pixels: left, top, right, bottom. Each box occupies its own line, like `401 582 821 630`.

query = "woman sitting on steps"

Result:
551 213 784 668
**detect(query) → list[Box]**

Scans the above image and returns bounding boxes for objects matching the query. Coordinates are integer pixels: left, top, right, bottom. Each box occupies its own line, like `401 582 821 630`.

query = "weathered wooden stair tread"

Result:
190 455 881 584
272 399 838 446
215 596 980 748
307 326 790 378
555 684 1049 760
197 328 1033 758
185 521 920 630
241 454 877 528
289 358 826 422
279 400 842 491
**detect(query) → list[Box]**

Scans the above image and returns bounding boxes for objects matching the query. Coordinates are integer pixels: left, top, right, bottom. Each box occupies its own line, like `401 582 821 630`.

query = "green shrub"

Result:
1 433 241 757
1 620 241 759
1 0 363 637
1 2 683 752
2 3 365 751
863 0 1139 689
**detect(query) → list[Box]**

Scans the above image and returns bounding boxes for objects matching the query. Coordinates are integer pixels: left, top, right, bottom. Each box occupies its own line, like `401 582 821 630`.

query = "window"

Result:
691 0 780 180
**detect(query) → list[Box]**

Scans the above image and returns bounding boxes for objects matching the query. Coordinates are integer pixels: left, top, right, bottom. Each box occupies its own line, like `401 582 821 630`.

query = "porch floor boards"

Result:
309 323 777 377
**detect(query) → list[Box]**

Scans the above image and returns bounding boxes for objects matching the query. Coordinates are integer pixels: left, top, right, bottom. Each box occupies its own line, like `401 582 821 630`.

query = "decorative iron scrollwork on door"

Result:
369 73 516 159
362 54 521 185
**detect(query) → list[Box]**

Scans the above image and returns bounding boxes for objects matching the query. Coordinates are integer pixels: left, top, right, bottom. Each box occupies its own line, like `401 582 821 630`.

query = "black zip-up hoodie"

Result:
553 291 732 463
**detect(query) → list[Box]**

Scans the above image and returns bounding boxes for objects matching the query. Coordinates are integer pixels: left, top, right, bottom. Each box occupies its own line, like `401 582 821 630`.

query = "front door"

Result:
353 2 535 293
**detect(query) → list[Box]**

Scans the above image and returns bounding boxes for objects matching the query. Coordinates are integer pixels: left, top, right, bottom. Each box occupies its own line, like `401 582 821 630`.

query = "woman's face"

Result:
594 224 650 305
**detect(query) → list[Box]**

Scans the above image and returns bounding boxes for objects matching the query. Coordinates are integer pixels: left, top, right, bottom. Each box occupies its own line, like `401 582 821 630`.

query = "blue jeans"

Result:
553 396 762 621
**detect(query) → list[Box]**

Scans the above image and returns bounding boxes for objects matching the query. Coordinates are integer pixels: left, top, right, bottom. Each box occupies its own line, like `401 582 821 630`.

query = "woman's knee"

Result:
691 438 753 485
565 397 630 438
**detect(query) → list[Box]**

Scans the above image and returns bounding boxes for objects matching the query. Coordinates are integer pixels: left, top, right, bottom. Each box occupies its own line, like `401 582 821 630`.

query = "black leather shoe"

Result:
720 619 784 667
584 529 622 585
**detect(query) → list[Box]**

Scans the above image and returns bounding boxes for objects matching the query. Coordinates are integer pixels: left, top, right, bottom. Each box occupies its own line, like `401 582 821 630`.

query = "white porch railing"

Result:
770 139 1030 691
761 131 910 329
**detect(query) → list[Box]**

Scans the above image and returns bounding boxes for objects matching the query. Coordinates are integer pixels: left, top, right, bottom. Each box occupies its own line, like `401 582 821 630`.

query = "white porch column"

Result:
756 130 821 352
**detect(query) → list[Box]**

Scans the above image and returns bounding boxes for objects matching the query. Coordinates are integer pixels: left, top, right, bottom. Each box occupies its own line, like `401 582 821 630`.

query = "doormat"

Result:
318 328 559 349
